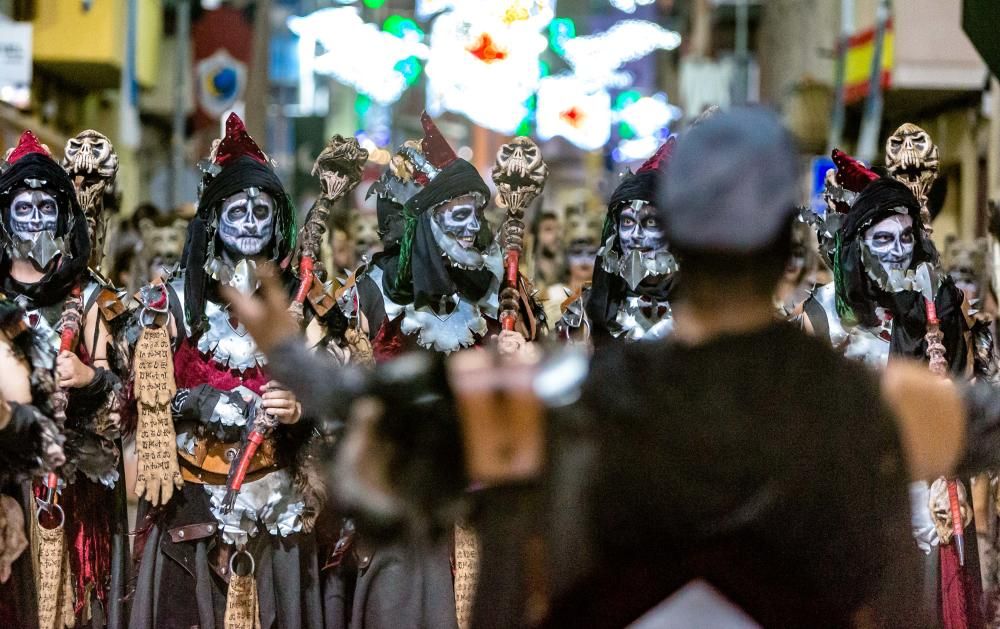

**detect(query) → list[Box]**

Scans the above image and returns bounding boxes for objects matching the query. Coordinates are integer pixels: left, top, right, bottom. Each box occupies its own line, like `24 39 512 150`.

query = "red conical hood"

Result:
832 148 877 193
7 130 51 164
214 113 268 167
419 111 458 170
636 136 676 174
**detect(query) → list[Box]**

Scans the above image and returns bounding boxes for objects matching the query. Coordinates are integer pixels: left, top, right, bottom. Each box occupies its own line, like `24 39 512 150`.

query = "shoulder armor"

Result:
83 276 129 322
810 283 850 348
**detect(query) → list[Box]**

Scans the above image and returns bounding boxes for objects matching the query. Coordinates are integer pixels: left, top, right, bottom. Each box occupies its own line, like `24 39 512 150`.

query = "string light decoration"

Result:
560 19 682 90
424 1 555 134
288 7 429 106
416 0 460 20
609 0 655 13
536 75 612 151
614 92 681 161
289 1 682 154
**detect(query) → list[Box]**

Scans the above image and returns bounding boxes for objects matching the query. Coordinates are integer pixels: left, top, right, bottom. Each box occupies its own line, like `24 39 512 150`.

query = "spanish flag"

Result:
843 19 894 105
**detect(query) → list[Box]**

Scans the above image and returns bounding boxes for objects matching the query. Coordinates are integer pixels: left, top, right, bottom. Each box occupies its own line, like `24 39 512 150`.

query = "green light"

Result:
383 15 424 41
614 89 641 111
394 56 423 87
538 59 550 78
355 94 372 118
516 118 532 136
548 17 576 56
618 122 636 139
363 0 387 8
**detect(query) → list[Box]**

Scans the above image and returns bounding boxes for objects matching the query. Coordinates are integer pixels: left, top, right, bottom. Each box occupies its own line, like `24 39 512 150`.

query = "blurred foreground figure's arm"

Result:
223 271 364 422
882 360 1000 481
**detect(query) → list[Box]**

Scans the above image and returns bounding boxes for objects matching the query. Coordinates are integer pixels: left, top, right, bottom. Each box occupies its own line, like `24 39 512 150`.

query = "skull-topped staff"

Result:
491 137 548 331
62 130 119 271
288 135 368 322
885 123 939 234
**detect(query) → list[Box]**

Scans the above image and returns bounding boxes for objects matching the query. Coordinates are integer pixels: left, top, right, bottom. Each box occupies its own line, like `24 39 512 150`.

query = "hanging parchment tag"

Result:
225 550 261 629
33 509 74 629
454 523 480 629
133 326 182 506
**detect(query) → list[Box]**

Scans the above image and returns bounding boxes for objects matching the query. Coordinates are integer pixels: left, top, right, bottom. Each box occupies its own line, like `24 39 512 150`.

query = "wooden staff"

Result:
491 138 548 331
288 136 368 322
919 262 967 565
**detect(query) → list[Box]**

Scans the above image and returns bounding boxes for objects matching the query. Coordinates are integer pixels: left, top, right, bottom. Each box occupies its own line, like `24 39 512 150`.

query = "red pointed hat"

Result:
213 113 268 168
6 130 51 164
831 148 877 194
419 111 458 170
637 136 676 174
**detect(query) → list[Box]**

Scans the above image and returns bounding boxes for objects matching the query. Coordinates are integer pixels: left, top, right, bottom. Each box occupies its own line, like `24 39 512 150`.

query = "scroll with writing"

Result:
225 552 261 629
33 512 74 629
133 326 182 506
454 523 480 629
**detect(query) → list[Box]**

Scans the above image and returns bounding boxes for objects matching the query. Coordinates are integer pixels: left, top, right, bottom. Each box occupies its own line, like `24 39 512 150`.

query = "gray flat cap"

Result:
659 107 800 253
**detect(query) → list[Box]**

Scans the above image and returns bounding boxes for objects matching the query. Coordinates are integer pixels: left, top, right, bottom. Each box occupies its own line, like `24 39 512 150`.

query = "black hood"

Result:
183 155 296 334
381 159 494 307
835 177 967 372
0 153 90 308
587 169 674 345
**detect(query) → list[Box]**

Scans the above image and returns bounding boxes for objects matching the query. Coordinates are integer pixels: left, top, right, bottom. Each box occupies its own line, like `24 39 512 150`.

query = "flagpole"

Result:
827 0 853 152
170 0 190 212
856 0 890 162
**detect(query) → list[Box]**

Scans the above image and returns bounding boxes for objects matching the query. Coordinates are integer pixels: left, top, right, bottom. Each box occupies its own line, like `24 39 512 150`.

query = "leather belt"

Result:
177 434 282 485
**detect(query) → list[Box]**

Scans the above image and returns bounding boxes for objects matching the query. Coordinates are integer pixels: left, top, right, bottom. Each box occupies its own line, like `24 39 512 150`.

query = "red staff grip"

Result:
293 256 315 304
502 252 519 332
947 480 964 538
947 479 965 565
228 430 265 494
924 298 939 326
504 252 519 285
59 285 83 352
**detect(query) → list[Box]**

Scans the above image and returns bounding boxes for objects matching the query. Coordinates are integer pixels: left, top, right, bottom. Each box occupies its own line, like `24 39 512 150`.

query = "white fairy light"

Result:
617 93 681 138
535 75 612 151
424 1 554 133
615 136 662 162
561 20 682 90
608 0 655 13
288 7 429 106
416 0 460 19
613 93 681 162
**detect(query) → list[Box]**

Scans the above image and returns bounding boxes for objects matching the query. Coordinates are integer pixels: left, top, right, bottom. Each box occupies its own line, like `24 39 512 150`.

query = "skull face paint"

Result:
218 188 275 258
618 200 666 257
433 196 482 249
863 212 915 274
8 190 57 240
600 199 678 290
5 189 62 268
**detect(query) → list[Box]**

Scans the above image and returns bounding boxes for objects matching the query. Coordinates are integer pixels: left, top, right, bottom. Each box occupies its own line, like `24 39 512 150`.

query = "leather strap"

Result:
167 521 218 544
178 456 281 485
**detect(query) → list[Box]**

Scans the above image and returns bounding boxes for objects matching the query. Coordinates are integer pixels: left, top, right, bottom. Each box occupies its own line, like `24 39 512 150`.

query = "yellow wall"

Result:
33 0 160 87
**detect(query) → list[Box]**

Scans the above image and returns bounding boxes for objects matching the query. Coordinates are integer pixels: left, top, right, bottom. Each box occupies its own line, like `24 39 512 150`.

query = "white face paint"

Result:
433 196 482 250
218 188 275 258
8 190 57 241
863 212 915 274
618 200 666 258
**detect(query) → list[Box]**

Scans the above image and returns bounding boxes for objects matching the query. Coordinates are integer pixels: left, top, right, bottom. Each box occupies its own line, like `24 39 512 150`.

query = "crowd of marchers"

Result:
6 107 1000 629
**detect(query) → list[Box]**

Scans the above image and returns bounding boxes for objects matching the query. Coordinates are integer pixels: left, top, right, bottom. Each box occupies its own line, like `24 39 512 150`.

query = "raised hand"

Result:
221 267 300 354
